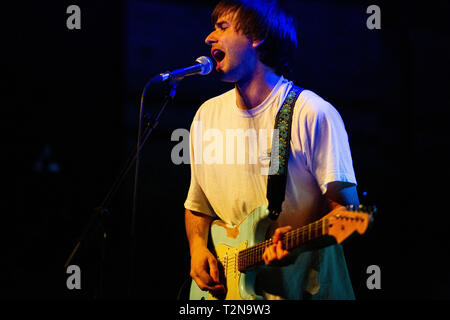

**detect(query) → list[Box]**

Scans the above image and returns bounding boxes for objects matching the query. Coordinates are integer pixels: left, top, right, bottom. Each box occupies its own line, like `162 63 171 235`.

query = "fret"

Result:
302 226 306 243
247 249 250 268
294 230 298 247
315 221 318 238
312 223 315 239
319 219 322 236
246 249 250 268
293 230 296 248
313 222 316 239
290 231 294 248
286 233 290 250
286 233 289 249
246 250 249 269
292 230 295 248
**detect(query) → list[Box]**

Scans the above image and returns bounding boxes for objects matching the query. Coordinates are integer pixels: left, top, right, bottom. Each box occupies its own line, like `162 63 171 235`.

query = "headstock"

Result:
325 205 375 244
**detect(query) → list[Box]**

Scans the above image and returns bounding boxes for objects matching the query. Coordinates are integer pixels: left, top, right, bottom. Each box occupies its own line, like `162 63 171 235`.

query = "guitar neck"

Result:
237 219 327 271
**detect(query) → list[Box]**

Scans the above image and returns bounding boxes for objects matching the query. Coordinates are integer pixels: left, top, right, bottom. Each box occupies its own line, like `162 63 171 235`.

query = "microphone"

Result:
151 56 213 83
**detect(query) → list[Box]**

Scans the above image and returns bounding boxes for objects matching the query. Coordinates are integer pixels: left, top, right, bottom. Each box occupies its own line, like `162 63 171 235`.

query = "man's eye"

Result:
217 24 228 31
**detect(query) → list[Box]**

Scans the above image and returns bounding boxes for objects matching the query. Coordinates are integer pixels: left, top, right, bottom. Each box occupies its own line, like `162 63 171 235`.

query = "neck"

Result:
237 219 326 271
235 64 280 110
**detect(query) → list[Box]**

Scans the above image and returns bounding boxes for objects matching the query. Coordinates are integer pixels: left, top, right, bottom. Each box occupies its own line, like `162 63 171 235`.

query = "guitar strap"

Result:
267 85 304 220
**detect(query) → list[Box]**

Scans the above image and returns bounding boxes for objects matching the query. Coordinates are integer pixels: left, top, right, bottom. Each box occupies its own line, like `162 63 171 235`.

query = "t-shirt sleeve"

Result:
300 97 357 194
184 113 216 217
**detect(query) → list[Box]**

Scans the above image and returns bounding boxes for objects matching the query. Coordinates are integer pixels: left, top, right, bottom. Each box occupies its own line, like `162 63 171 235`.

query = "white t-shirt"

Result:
184 76 356 229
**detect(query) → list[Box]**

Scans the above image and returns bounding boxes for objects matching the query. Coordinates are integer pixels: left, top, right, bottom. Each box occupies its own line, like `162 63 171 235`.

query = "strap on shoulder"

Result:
267 85 304 220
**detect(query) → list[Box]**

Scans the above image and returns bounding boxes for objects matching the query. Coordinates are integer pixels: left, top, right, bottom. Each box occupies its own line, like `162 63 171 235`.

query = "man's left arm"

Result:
262 181 359 265
325 181 359 211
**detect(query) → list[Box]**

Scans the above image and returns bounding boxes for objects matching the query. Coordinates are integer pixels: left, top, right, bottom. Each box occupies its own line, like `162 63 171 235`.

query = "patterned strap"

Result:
267 85 304 220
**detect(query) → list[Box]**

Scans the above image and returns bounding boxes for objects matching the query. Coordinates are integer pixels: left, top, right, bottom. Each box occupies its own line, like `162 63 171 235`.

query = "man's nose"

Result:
205 31 217 45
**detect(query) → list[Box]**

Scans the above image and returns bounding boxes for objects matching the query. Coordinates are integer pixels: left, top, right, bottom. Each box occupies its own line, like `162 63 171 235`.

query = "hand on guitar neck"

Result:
261 182 360 266
262 225 292 266
261 204 353 266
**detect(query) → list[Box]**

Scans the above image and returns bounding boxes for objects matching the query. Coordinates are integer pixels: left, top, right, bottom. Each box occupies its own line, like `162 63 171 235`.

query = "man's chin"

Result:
217 69 238 83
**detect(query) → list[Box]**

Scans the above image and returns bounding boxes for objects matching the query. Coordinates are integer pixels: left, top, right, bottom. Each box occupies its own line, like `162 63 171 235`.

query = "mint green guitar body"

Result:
189 206 271 300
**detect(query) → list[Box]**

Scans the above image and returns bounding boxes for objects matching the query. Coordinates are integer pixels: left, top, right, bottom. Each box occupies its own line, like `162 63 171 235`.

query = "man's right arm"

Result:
185 208 225 294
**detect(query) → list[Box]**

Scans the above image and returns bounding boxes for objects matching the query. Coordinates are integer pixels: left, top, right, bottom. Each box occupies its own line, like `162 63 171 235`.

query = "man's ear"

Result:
252 39 265 49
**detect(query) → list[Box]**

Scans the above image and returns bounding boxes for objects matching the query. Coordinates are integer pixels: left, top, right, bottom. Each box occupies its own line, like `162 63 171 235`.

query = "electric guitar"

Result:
189 205 374 300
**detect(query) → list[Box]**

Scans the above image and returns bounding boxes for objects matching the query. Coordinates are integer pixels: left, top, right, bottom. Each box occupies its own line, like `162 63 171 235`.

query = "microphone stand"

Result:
64 78 179 299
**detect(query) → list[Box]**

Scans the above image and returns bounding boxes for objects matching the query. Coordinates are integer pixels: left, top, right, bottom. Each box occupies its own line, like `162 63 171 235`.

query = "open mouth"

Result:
212 49 226 63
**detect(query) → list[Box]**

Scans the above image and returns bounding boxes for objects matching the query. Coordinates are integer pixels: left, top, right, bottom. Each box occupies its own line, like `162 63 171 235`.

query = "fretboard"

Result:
237 218 327 271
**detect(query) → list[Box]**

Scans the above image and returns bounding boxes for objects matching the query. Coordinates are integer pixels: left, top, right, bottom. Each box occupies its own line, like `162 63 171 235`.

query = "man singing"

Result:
185 0 359 299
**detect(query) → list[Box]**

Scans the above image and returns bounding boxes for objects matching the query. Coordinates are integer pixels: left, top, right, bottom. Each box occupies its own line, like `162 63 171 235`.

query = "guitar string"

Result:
237 215 366 262
220 215 367 270
228 239 322 273
217 223 323 272
235 221 325 268
239 220 324 256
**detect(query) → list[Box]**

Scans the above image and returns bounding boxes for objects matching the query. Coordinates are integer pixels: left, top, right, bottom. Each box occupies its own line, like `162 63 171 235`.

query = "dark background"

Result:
9 0 450 301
